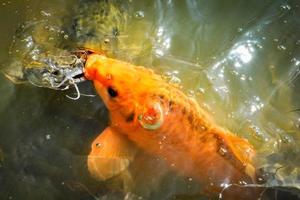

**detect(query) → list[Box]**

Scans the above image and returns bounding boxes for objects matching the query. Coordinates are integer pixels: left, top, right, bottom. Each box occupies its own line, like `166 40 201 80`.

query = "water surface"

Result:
0 0 300 199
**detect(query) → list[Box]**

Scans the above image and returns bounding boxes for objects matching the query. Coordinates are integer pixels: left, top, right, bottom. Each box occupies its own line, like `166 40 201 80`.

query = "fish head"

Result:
84 54 165 131
4 49 87 90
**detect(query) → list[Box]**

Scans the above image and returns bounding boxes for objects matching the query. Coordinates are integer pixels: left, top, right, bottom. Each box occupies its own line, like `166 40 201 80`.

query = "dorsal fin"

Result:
216 128 256 181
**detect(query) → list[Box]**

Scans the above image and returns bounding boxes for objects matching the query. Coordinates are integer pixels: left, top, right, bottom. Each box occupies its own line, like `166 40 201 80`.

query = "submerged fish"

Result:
4 50 86 90
85 54 263 199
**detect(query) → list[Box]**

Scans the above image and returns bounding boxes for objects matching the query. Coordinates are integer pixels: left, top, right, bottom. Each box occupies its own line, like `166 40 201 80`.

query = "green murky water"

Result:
0 0 300 199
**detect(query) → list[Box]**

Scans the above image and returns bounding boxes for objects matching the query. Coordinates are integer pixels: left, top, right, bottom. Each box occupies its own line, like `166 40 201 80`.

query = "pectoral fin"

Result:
87 127 137 181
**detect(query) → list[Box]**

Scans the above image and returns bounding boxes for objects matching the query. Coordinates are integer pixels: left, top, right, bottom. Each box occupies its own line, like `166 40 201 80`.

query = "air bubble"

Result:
104 38 110 44
197 87 205 94
240 74 246 81
218 146 227 156
45 134 51 140
169 76 181 84
257 177 264 183
187 90 195 97
227 112 235 119
238 181 247 185
134 11 145 19
40 10 51 17
277 45 287 51
280 4 291 10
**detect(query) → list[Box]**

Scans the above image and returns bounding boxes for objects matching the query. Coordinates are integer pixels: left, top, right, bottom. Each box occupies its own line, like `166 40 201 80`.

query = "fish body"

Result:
85 54 260 199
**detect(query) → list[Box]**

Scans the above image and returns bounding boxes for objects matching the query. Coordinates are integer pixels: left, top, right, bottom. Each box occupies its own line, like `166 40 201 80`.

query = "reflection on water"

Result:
0 0 300 199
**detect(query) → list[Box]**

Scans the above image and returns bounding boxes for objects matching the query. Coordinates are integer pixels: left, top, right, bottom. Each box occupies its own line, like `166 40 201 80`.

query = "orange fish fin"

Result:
103 151 171 196
87 127 137 181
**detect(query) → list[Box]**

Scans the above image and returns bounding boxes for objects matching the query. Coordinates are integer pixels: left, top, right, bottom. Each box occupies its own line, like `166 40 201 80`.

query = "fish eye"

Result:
107 86 118 97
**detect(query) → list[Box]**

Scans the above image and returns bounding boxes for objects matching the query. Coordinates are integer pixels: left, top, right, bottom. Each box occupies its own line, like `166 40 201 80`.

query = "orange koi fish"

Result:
85 54 262 199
